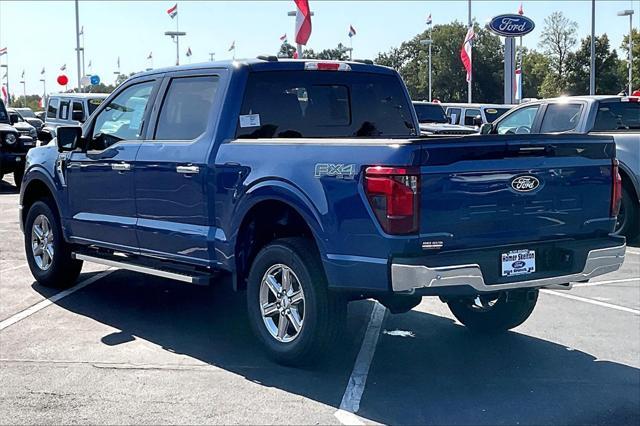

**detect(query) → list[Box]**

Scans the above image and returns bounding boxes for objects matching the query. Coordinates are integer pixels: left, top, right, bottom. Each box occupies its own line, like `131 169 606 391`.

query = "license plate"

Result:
501 249 535 277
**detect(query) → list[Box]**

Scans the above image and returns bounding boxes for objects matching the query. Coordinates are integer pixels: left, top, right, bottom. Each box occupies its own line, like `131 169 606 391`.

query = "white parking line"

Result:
334 302 386 425
0 263 28 274
572 277 640 288
627 248 640 255
542 289 640 315
0 269 113 331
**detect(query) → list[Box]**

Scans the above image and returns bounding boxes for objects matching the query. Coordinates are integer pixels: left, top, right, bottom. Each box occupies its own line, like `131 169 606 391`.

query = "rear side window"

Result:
446 108 461 125
155 75 220 141
236 71 415 139
59 100 70 120
593 101 640 131
540 103 583 133
47 98 59 118
464 108 481 126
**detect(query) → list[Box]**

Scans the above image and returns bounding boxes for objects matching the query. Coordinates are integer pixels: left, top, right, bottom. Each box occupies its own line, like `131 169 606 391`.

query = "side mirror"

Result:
9 114 18 124
56 126 82 152
473 115 483 127
480 123 493 135
71 111 84 122
39 128 53 144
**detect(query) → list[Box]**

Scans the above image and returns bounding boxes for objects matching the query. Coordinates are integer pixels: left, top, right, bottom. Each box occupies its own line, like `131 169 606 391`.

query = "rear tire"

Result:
447 289 538 332
246 237 346 366
13 165 24 190
614 185 639 241
24 199 83 288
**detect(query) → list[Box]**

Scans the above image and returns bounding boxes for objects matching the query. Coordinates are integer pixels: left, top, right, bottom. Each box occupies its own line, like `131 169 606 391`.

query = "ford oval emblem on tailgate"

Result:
511 175 540 192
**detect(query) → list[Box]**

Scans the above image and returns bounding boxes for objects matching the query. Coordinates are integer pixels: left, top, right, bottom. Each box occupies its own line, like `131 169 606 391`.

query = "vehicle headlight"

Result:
30 128 37 138
4 133 17 145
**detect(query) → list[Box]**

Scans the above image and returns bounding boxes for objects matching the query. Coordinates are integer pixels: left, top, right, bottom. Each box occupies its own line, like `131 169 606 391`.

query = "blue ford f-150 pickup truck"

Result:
19 58 626 365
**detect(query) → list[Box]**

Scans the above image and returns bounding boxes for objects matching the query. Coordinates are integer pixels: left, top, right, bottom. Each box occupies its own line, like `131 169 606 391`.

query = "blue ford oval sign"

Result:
488 14 535 37
90 75 101 85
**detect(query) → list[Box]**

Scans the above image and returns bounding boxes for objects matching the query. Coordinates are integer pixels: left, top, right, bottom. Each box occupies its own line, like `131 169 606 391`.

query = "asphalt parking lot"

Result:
1 175 638 425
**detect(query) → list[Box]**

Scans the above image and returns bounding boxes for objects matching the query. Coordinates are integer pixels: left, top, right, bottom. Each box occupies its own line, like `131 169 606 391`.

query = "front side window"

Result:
446 108 461 125
464 108 481 126
540 103 584 133
496 105 540 134
236 71 415 139
155 75 219 141
90 81 154 150
47 98 59 118
593 101 640 131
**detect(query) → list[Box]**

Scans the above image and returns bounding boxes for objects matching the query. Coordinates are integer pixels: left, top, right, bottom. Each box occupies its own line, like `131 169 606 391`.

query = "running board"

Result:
72 253 210 285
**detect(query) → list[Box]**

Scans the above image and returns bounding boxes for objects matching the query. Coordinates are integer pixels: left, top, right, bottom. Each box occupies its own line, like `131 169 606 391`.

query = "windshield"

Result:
483 107 510 123
413 103 448 124
236 71 416 139
15 108 36 118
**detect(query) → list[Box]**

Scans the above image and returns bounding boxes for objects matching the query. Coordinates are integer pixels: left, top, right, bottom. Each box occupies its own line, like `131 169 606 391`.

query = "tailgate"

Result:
419 134 616 250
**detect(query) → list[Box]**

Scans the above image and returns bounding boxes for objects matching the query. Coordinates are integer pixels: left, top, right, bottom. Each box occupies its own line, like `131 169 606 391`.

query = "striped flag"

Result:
426 13 432 25
167 3 178 19
186 47 192 57
21 70 25 79
1 85 7 104
0 47 7 56
348 25 356 38
280 33 288 42
41 67 45 75
460 26 475 83
60 64 66 71
228 40 235 51
147 51 153 60
294 0 312 45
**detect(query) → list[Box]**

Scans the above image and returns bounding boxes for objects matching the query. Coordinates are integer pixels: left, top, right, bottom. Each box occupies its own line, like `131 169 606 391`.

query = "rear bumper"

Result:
392 241 626 295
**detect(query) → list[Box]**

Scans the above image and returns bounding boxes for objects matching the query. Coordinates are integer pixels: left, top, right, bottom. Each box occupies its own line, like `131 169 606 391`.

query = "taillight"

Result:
611 159 622 217
364 166 420 235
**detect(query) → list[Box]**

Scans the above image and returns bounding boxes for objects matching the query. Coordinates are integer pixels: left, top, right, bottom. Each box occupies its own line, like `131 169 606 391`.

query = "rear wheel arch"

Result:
234 198 325 291
618 166 640 204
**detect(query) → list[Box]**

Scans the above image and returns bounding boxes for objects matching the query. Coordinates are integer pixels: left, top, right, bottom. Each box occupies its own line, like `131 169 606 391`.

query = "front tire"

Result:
447 289 538 333
246 237 346 366
24 200 83 288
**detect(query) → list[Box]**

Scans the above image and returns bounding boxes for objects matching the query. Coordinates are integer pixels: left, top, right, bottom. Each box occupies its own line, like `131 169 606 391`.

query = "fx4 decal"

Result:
314 163 357 180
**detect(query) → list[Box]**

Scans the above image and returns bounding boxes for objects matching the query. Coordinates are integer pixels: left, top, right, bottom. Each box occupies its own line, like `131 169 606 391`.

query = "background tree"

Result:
538 11 578 96
566 34 624 95
521 48 551 98
620 28 640 91
278 42 297 58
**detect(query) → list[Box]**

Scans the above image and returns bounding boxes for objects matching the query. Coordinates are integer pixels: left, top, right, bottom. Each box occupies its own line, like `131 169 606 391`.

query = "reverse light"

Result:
611 159 622 217
304 62 352 71
364 166 420 235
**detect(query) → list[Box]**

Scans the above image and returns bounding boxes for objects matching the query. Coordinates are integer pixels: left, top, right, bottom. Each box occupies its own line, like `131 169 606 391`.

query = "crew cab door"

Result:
65 78 160 250
133 69 225 267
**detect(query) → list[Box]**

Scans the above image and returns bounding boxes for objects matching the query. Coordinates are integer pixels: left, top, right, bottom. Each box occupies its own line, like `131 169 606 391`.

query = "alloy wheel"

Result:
259 264 305 343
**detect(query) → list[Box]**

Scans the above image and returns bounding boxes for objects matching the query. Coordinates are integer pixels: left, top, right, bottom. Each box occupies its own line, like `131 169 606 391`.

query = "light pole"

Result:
19 79 25 107
165 31 187 66
287 10 314 58
420 39 433 102
74 0 81 91
618 9 635 94
590 0 596 95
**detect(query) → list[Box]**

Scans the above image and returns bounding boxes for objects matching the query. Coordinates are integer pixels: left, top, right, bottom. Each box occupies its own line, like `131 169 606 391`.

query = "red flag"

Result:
518 3 524 15
294 0 312 45
167 3 178 19
460 26 475 83
1 85 7 104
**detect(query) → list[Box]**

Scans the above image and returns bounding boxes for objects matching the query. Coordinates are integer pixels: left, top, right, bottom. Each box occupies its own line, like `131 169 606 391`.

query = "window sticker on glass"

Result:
240 113 261 128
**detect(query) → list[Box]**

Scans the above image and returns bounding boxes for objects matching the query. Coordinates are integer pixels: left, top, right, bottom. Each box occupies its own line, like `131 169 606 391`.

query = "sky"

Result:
0 0 639 96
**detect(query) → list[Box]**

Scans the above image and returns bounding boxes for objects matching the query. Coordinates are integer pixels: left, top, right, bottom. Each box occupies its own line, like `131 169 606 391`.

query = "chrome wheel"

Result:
31 214 54 271
259 264 305 343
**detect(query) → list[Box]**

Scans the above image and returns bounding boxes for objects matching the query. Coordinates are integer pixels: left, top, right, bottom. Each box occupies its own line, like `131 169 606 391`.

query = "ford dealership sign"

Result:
488 14 535 37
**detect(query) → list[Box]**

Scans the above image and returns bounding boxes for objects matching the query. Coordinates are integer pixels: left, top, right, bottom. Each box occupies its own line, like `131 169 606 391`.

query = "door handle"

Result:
176 165 200 174
111 162 132 171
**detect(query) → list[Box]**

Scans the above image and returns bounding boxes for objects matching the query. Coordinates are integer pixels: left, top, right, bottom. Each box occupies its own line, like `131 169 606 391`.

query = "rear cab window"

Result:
47 98 59 119
592 101 640 131
236 70 416 139
446 108 461 125
413 103 448 124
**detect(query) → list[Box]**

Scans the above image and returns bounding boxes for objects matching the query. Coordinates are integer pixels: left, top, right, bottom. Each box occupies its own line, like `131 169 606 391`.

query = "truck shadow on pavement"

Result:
0 179 18 194
34 269 640 425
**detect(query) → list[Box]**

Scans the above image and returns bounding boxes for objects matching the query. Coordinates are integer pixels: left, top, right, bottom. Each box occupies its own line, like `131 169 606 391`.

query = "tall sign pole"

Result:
590 0 596 95
74 0 82 91
467 0 472 103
